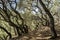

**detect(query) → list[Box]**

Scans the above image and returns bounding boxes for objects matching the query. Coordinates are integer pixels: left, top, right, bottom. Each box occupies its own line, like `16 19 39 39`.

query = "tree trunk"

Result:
39 0 57 38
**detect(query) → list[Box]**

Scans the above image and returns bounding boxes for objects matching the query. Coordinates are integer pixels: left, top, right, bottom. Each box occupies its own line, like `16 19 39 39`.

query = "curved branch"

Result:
0 1 22 36
39 0 57 37
7 0 24 25
0 26 12 38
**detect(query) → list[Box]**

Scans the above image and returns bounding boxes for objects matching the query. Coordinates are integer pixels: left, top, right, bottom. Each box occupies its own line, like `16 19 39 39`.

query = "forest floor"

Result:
11 26 60 40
